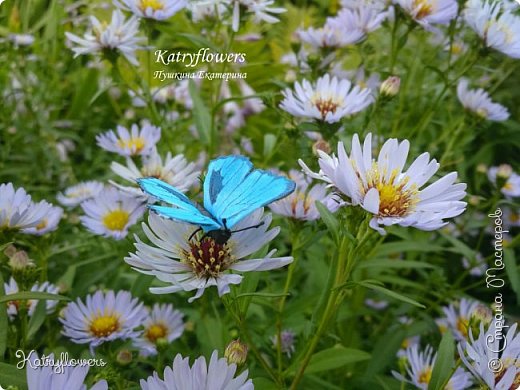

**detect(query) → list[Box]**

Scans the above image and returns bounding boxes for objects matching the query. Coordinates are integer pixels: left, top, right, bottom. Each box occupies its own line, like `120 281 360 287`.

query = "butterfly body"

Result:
137 155 295 242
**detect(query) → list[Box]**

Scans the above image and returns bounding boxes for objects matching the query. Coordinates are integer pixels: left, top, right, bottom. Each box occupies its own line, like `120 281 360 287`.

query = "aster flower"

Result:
456 79 509 121
487 165 520 198
464 0 520 59
231 0 286 32
22 205 63 235
133 303 184 356
65 10 145 66
269 170 339 221
114 0 186 20
280 74 374 123
4 277 60 320
110 150 200 198
271 329 296 358
462 253 487 277
437 298 492 342
397 335 420 358
96 123 161 157
458 322 520 390
0 183 55 232
393 345 473 389
299 133 467 234
395 0 458 29
125 209 292 302
140 350 253 389
297 25 364 49
80 187 146 240
326 7 387 36
60 290 147 353
503 207 520 230
57 181 104 207
333 66 381 94
341 0 388 12
26 352 108 390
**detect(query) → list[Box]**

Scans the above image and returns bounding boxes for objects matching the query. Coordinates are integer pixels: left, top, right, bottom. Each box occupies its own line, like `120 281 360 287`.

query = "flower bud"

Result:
225 339 248 365
8 250 35 271
116 349 133 366
380 76 400 97
496 164 512 180
476 163 487 174
3 244 17 258
313 139 331 155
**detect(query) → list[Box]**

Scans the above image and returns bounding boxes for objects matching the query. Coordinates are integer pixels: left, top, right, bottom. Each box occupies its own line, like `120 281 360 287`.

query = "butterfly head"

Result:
206 229 232 245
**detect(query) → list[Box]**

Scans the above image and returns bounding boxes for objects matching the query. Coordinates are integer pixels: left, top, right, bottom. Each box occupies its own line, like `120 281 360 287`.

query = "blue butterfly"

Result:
137 155 296 244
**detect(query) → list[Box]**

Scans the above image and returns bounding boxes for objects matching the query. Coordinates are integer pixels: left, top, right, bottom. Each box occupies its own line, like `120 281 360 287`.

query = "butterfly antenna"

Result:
189 227 203 242
231 221 265 234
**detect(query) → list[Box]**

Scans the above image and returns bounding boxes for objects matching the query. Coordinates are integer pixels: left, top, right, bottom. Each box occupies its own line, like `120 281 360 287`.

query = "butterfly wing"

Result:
138 177 221 231
203 156 296 228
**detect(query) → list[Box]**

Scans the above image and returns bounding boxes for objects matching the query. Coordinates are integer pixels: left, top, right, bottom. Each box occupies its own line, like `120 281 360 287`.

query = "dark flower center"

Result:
183 237 235 278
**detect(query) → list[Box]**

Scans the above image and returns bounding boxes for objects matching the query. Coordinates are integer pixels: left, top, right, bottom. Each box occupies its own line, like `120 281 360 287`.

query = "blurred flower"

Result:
125 209 292 302
96 123 161 157
271 329 296 357
269 170 340 221
397 335 420 358
140 350 253 389
396 0 458 29
189 0 226 22
0 183 55 232
297 25 364 49
503 207 520 229
26 352 108 390
111 150 199 198
22 205 63 235
438 298 491 341
61 290 147 353
339 66 381 94
231 0 286 32
114 0 186 20
4 277 60 320
393 345 472 389
7 249 35 271
280 74 374 123
300 133 467 234
462 253 487 277
225 339 249 365
365 298 389 310
380 76 400 97
9 33 35 46
327 7 387 36
456 79 509 121
458 322 520 390
65 10 145 65
464 0 520 59
80 187 146 240
488 165 520 198
57 181 104 207
133 303 184 356
341 0 388 11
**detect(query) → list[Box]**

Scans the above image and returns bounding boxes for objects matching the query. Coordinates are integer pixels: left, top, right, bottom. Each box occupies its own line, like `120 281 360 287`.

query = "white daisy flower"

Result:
231 0 286 32
280 74 374 123
269 170 339 221
21 205 63 235
65 10 145 66
326 7 387 36
114 0 187 20
488 165 520 198
437 298 492 342
140 350 253 389
26 352 108 390
458 322 520 390
4 277 61 320
395 0 458 29
462 253 487 277
297 25 364 49
464 0 520 59
96 123 161 157
0 183 55 232
456 79 509 121
111 150 200 198
80 187 146 240
189 1 227 22
337 66 381 94
60 290 147 353
503 207 520 229
393 345 473 389
299 133 467 235
125 209 293 303
57 181 104 207
134 303 184 356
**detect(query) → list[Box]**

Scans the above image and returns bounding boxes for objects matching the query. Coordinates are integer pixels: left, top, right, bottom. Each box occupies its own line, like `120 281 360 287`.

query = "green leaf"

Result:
316 201 339 244
375 242 445 256
0 362 28 390
365 328 407 376
263 133 277 159
0 291 70 303
428 331 455 390
504 248 520 303
357 281 425 308
189 79 211 145
357 259 437 269
234 292 289 299
27 300 47 340
252 378 279 390
0 272 6 361
304 346 371 374
441 233 475 260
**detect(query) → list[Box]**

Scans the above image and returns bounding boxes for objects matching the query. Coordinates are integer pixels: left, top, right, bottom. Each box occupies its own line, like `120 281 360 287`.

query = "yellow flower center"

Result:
364 166 419 217
35 219 48 230
290 192 312 216
313 98 340 119
413 0 433 19
476 107 489 119
145 323 168 343
117 137 146 154
90 314 120 337
140 0 164 11
418 367 432 384
503 182 513 191
510 213 519 223
456 317 469 338
102 209 130 231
